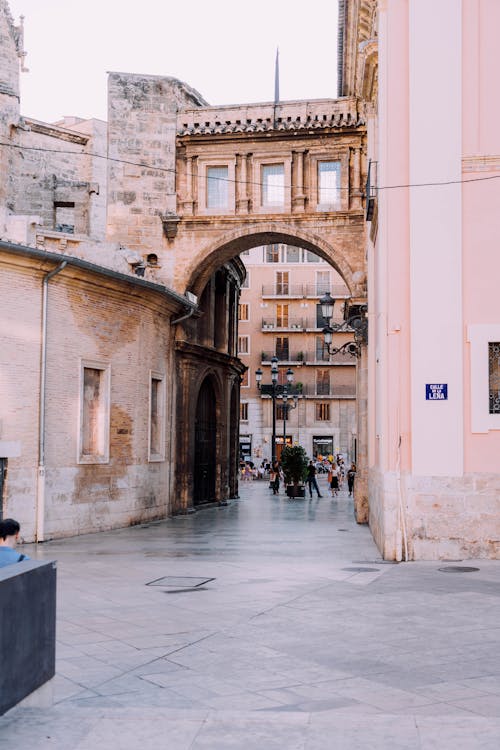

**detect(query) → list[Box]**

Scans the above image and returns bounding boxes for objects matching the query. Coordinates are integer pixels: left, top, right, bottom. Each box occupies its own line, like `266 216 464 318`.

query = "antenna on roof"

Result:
274 47 280 104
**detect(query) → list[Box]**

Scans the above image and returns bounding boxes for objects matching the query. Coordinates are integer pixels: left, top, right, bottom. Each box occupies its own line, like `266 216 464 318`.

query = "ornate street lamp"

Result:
319 292 367 358
256 358 301 464
282 368 298 445
256 356 280 463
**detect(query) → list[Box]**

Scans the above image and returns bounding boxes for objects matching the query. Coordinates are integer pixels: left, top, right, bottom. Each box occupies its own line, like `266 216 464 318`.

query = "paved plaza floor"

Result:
2 478 500 748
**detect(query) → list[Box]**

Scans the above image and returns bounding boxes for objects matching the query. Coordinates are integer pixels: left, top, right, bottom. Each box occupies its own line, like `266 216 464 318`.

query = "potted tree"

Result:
281 444 308 498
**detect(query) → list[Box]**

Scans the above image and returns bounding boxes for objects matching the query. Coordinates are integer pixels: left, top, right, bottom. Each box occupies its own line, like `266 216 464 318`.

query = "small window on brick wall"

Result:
54 201 75 233
489 342 500 414
240 402 249 421
149 374 165 460
79 363 110 463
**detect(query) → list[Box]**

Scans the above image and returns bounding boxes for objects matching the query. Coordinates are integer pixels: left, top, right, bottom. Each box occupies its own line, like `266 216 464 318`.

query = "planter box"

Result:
286 484 306 498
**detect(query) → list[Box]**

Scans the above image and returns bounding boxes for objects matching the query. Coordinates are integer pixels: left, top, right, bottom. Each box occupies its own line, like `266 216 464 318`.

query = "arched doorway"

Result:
229 381 239 498
194 378 217 505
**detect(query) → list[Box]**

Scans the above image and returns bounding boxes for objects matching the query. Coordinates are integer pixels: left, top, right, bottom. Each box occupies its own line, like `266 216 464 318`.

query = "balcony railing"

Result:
304 283 350 298
261 317 305 331
261 351 306 364
304 350 356 364
261 283 351 299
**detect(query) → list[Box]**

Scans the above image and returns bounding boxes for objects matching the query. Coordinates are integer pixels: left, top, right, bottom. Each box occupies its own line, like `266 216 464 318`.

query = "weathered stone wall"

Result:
0 249 178 541
10 118 106 239
106 73 205 253
369 467 500 561
0 0 21 233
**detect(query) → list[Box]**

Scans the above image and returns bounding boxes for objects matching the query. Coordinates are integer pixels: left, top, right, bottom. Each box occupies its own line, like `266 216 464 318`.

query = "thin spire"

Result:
274 47 280 104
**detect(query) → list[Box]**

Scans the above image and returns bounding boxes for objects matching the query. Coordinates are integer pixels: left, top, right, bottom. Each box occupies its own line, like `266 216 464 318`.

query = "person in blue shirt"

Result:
0 518 30 567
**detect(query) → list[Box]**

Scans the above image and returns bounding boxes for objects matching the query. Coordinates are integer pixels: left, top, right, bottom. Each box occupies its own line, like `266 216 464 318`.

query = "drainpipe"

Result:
36 261 67 542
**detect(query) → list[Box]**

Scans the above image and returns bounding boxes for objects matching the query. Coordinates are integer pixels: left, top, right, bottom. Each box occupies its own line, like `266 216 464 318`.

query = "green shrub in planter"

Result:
280 444 308 487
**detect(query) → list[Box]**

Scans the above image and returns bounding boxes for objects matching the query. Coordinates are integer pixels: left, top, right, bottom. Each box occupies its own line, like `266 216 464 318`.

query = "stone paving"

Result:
2 478 500 748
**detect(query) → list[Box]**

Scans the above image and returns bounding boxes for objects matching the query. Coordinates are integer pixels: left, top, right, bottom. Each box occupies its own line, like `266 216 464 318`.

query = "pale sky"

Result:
7 0 339 124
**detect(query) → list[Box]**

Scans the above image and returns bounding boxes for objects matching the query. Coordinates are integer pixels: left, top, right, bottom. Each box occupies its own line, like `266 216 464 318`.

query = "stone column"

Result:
182 155 194 215
292 150 306 212
354 344 369 523
236 154 249 214
351 147 363 210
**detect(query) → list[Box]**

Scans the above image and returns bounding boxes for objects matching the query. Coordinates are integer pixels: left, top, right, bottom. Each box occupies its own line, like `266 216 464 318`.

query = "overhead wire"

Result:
1 139 499 194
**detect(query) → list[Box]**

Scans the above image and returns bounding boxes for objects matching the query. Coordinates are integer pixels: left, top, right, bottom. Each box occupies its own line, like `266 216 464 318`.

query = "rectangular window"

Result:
276 271 289 295
489 342 500 414
317 369 330 396
262 164 285 206
149 374 165 460
276 304 289 328
316 303 330 328
265 244 281 263
276 404 286 420
286 245 300 263
238 303 249 321
241 369 249 388
207 166 228 209
80 363 110 463
315 336 328 362
318 161 341 206
240 402 249 421
54 201 75 233
316 403 330 421
275 336 289 360
306 250 320 262
316 271 330 295
238 335 249 354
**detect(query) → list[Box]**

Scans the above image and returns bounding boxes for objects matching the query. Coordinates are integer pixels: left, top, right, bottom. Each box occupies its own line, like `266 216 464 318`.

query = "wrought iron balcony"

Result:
261 317 305 331
304 283 350 299
261 284 304 297
261 351 306 364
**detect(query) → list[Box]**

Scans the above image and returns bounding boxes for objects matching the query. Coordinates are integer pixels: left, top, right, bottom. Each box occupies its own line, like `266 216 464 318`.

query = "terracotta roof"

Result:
178 111 364 137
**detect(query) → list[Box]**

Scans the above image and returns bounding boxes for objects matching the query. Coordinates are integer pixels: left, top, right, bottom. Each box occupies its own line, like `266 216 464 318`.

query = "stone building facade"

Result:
0 0 368 539
341 0 500 559
238 244 357 464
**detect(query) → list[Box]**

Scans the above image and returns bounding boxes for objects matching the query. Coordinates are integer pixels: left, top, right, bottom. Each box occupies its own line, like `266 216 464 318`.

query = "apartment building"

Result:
238 243 357 464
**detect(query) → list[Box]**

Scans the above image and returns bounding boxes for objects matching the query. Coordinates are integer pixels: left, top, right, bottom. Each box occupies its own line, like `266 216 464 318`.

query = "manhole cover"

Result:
438 566 479 573
337 529 349 532
146 576 215 588
342 567 380 573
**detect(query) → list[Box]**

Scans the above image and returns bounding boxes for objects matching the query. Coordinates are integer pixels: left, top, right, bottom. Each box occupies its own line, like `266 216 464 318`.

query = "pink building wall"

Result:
369 0 500 560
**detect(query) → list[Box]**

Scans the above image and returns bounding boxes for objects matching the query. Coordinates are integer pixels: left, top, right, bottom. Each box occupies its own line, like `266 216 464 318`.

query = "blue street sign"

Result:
426 383 448 401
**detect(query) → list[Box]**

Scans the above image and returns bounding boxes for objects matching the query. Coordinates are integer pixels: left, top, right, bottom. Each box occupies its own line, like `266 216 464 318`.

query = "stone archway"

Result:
182 224 366 301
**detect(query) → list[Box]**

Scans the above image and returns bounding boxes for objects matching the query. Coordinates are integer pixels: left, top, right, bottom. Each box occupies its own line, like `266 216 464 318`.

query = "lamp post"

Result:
319 292 367 358
255 356 279 464
282 368 298 447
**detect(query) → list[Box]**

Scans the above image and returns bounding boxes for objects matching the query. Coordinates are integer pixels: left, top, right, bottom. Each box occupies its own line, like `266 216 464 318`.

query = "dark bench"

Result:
0 559 57 715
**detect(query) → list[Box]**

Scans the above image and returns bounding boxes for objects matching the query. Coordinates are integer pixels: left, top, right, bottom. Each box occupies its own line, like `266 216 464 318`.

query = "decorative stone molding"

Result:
462 155 500 173
161 212 180 241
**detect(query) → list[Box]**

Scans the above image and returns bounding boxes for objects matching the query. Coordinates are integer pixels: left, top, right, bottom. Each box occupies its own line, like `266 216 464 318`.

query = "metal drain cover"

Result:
337 529 349 532
146 576 215 588
438 566 480 573
342 567 380 573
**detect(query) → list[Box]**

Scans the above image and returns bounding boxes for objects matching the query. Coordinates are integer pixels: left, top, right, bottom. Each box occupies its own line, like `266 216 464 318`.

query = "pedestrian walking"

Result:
0 518 30 568
306 460 322 498
270 460 281 495
329 463 339 496
347 463 357 496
